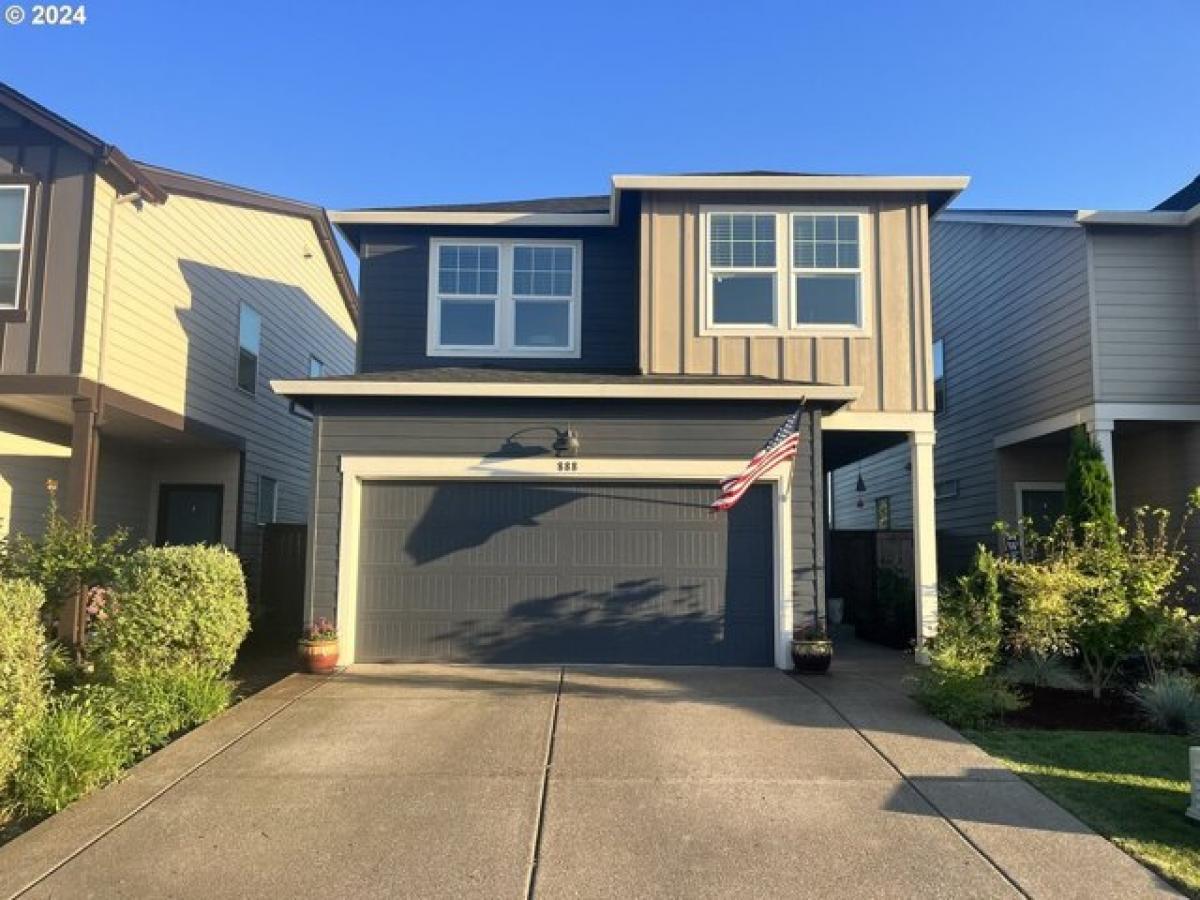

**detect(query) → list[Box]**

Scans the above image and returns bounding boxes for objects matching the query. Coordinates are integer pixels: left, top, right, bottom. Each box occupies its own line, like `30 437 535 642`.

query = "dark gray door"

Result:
355 480 774 665
156 485 223 546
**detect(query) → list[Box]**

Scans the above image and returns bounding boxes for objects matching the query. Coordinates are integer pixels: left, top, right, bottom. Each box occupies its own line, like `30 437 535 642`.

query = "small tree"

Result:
0 481 130 629
1064 426 1116 541
928 546 1004 677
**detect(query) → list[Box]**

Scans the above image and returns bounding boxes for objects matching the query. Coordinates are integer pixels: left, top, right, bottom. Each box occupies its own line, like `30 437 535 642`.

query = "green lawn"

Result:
968 729 1200 897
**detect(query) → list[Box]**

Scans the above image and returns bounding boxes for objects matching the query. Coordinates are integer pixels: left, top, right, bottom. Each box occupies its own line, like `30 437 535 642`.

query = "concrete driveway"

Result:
0 645 1176 899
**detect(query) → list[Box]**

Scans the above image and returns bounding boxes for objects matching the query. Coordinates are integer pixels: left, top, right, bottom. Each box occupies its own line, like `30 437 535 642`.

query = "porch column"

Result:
58 396 100 644
909 430 938 662
1087 418 1117 503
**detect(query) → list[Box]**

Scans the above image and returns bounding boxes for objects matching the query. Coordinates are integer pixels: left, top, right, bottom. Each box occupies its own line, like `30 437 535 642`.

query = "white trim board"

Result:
334 455 797 670
329 174 971 231
993 403 1200 448
273 379 859 403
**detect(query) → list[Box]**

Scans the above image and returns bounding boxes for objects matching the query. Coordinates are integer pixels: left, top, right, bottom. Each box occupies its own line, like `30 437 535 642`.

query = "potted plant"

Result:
791 620 833 674
298 617 339 674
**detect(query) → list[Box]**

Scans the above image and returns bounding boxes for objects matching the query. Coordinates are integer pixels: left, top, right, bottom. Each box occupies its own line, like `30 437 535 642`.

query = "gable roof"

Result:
0 82 358 326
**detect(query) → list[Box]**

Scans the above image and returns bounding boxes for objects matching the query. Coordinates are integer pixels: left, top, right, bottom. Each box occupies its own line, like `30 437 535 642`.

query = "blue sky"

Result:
2 0 1197 215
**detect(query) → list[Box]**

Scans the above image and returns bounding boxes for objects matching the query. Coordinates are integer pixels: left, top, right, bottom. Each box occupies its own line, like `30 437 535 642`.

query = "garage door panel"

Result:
354 481 774 665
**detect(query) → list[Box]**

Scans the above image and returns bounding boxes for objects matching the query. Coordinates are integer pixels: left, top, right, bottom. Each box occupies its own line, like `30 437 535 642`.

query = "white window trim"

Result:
0 184 31 311
699 205 873 338
333 455 796 669
426 238 582 358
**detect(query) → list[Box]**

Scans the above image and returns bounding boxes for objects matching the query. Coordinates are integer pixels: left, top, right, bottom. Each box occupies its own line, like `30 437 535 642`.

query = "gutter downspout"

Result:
95 191 141 387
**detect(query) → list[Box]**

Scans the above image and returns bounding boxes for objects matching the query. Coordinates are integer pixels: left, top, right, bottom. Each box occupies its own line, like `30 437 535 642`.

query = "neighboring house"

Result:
276 171 968 668
0 83 358 636
831 175 1200 576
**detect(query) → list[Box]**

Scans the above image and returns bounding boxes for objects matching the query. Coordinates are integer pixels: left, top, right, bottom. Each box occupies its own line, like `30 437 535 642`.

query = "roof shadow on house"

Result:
174 259 354 587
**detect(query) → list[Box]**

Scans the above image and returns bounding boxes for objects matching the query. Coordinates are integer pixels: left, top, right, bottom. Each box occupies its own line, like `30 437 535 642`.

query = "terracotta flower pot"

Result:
298 639 339 674
791 639 833 674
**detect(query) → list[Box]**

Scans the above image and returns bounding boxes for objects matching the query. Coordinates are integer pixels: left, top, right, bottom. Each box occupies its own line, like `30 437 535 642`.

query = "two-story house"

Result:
276 172 968 668
0 83 358 639
831 174 1200 578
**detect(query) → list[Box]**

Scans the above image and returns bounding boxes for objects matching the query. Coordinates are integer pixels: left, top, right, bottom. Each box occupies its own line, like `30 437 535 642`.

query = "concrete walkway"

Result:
0 643 1176 899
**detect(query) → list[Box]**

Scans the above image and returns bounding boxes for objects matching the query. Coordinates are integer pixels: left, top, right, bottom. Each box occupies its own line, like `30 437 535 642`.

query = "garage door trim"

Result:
334 455 795 669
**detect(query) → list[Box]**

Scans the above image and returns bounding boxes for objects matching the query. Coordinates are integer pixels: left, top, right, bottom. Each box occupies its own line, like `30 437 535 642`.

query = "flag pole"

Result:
783 399 805 501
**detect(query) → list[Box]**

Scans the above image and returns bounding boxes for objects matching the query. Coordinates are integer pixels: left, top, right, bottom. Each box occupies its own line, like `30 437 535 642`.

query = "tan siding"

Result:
1092 228 1200 403
638 191 931 413
78 183 356 592
0 412 70 538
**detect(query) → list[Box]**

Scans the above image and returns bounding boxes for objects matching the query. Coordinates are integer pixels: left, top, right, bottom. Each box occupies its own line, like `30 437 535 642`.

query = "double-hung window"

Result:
702 208 868 334
429 239 580 357
0 184 31 310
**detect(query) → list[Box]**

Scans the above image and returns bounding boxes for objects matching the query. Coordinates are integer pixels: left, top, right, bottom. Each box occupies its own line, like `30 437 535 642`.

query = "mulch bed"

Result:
1003 685 1151 732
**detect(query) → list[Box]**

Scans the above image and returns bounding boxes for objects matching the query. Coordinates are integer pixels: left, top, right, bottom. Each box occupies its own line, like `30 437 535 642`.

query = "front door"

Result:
156 484 224 546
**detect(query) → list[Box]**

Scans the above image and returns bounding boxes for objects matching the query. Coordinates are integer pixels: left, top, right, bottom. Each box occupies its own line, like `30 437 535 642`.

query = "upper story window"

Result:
0 185 30 310
932 338 946 412
237 303 261 394
308 355 325 378
702 208 869 335
428 238 581 358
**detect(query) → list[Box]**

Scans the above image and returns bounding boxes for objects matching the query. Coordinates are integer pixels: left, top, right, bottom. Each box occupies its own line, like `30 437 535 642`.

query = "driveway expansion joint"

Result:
791 675 1033 899
524 666 565 900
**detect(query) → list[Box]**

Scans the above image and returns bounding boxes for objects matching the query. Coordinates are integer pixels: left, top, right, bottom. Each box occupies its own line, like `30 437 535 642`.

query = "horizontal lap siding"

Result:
1092 229 1200 403
307 399 823 633
357 198 640 372
640 191 933 415
86 191 356 592
931 220 1091 570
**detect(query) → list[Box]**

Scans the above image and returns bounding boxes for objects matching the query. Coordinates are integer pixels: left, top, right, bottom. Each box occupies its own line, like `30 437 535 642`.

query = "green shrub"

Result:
8 696 125 817
1131 672 1200 735
0 578 50 789
170 666 235 725
1064 425 1117 542
927 547 1004 677
0 484 130 625
913 670 1025 730
76 666 234 762
91 545 249 678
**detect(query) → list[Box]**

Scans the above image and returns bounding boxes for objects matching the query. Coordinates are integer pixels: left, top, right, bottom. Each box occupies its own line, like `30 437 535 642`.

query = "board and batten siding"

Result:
356 196 640 373
306 398 824 634
80 183 356 583
639 191 935 414
1091 227 1200 403
0 105 96 376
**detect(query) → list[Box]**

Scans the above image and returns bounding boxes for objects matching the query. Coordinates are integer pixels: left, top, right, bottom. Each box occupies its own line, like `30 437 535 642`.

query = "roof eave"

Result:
1076 205 1200 227
271 378 860 405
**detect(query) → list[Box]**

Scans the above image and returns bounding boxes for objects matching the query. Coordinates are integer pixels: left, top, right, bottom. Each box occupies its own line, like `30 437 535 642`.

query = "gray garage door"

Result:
355 480 774 665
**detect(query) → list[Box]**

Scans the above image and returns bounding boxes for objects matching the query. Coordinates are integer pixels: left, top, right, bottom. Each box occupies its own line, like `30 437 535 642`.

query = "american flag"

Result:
711 408 803 512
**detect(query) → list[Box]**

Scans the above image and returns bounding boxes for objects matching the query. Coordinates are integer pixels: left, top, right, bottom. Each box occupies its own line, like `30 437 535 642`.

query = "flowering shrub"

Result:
301 617 337 643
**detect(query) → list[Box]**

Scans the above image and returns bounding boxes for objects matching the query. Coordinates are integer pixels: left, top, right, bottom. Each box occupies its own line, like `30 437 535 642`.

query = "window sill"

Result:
428 347 582 359
697 325 872 340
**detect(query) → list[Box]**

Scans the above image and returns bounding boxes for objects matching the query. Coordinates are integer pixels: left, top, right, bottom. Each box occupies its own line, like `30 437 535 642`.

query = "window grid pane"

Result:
0 188 25 246
710 213 775 269
792 214 860 270
438 244 499 296
513 245 574 297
